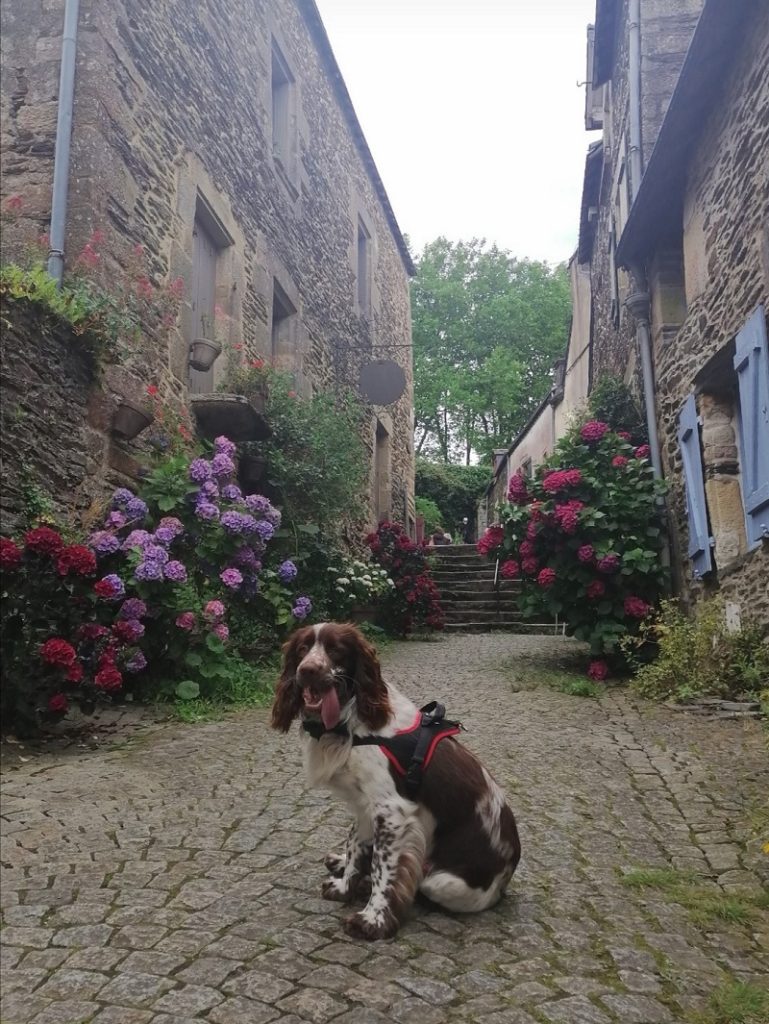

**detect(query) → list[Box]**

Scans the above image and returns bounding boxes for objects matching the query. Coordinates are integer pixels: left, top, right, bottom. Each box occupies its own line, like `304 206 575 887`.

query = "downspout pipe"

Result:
628 0 643 200
47 0 81 286
626 278 663 482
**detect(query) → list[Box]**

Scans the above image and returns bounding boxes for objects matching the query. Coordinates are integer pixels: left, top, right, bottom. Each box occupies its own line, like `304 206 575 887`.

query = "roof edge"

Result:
298 0 416 277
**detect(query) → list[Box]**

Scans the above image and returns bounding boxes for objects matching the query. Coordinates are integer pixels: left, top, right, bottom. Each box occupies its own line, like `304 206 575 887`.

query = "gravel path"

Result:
1 633 767 1024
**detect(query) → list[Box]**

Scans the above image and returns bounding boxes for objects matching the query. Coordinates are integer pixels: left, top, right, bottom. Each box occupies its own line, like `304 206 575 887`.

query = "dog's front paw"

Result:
324 852 346 877
322 877 353 903
343 908 399 941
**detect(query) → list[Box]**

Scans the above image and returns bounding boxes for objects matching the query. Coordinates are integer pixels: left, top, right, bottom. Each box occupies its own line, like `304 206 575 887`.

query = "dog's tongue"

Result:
320 688 341 730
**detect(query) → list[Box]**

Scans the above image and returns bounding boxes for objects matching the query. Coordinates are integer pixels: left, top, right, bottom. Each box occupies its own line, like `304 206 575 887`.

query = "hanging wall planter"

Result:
189 393 272 442
111 397 154 441
188 337 222 372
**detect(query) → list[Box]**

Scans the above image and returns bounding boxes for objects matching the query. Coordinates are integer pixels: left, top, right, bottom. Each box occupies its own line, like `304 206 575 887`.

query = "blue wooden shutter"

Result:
734 305 769 547
678 394 712 578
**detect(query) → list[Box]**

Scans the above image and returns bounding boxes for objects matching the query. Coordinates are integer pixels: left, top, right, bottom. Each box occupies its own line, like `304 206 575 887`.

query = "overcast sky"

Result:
315 0 600 266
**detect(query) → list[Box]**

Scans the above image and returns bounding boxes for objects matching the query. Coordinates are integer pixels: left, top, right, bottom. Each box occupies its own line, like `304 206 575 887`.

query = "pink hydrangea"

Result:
212 623 230 642
519 539 535 559
542 469 582 493
175 612 196 631
220 567 243 589
624 595 651 619
204 600 226 620
634 444 651 459
477 525 505 557
526 519 539 540
553 500 584 535
586 580 605 600
612 455 629 468
597 553 620 574
521 557 539 576
577 544 595 564
507 472 529 504
580 420 610 443
587 659 609 681
500 560 519 579
617 431 632 442
537 567 556 588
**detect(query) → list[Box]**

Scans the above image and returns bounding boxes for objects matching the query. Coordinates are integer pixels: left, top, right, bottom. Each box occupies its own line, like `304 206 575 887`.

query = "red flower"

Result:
587 660 609 681
0 538 22 570
94 665 123 691
624 595 650 619
24 526 63 556
521 557 539 576
577 544 594 564
586 580 605 600
56 545 97 577
66 662 84 684
634 444 651 459
553 500 584 535
147 384 159 396
612 455 629 469
500 560 519 579
542 469 582 493
288 391 297 398
77 623 110 641
617 431 632 442
580 420 610 443
537 567 556 588
526 520 539 540
507 472 529 504
5 193 24 212
40 638 77 667
48 693 69 715
250 358 264 369
519 540 535 558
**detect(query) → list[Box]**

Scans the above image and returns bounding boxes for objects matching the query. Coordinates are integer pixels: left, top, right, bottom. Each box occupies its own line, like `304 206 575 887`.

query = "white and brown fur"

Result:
271 622 521 940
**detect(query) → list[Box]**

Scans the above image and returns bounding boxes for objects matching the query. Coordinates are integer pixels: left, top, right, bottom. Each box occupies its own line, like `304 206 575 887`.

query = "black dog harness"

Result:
302 701 463 799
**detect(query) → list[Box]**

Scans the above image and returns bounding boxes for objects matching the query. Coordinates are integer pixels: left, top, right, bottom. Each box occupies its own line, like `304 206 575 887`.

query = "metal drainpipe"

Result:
626 278 663 482
628 0 643 201
47 0 81 286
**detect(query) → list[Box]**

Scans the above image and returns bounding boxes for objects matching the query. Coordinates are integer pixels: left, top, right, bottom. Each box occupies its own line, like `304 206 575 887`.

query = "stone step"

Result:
442 621 561 634
437 582 521 595
441 600 521 613
431 544 479 557
432 568 498 580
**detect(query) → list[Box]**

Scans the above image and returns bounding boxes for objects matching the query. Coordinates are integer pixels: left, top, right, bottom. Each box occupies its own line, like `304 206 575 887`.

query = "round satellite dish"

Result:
359 359 406 405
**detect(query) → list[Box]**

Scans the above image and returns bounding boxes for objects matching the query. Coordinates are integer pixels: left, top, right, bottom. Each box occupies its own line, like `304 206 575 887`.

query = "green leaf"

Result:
206 634 225 654
175 679 200 700
158 495 178 512
185 651 202 667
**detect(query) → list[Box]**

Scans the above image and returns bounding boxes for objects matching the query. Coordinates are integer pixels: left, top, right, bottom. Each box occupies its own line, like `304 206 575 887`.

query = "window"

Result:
356 216 371 315
271 279 296 362
678 305 769 578
271 39 293 168
374 420 391 521
609 219 620 328
189 194 233 394
584 25 604 131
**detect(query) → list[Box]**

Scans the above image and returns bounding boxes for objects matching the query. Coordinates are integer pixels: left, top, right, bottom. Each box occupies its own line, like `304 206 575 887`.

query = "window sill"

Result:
716 540 766 581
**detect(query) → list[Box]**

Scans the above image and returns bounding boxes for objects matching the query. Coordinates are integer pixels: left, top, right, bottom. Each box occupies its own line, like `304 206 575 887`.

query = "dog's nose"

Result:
297 655 329 689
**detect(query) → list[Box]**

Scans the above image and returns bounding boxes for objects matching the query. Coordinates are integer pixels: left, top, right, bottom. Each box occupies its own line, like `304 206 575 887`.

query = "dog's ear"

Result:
271 629 307 732
349 627 391 731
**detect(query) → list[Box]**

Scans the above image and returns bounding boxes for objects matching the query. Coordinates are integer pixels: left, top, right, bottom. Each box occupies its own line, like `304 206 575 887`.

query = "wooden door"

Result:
189 218 218 394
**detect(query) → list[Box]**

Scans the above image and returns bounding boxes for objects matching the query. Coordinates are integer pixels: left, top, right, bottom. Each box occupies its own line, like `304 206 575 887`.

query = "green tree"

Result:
411 238 571 464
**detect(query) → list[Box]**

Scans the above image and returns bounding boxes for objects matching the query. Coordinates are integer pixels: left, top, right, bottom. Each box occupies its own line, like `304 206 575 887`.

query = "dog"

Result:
271 622 521 940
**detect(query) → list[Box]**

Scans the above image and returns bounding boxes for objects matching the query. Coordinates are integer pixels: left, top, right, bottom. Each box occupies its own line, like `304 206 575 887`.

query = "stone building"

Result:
615 0 769 625
0 0 415 532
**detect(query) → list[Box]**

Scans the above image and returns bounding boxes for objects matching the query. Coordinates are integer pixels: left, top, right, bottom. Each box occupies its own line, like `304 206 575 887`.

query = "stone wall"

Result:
0 299 147 533
652 15 769 626
1 0 414 531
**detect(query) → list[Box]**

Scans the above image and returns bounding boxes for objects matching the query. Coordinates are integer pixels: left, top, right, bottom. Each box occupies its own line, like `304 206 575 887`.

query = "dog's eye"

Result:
296 644 309 658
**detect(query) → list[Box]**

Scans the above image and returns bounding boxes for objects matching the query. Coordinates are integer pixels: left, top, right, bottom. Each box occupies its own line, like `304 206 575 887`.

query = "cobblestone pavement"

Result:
2 634 767 1024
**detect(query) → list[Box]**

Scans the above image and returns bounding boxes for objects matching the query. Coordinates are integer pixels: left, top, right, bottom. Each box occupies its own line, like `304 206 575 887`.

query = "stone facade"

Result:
1 0 415 531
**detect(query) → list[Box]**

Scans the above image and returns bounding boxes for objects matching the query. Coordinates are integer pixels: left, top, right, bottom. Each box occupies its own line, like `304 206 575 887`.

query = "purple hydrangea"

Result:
125 651 147 673
105 510 127 529
135 560 163 582
112 488 134 509
119 598 147 620
158 517 184 537
89 531 121 556
245 494 271 515
214 436 237 458
254 520 275 542
220 567 243 589
153 526 177 546
190 457 212 482
122 619 145 640
264 507 282 528
221 483 243 502
125 497 148 520
292 596 312 621
597 553 621 574
195 502 220 522
200 479 219 498
221 511 257 534
163 560 187 582
211 452 236 479
234 547 261 571
278 560 298 584
142 544 169 565
122 529 152 552
101 574 125 600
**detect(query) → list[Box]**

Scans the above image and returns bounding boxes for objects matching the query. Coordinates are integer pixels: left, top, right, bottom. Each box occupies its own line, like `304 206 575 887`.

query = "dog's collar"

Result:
301 719 351 740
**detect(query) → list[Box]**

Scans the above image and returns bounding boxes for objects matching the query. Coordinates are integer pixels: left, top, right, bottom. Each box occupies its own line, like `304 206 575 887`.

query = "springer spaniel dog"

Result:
271 622 521 940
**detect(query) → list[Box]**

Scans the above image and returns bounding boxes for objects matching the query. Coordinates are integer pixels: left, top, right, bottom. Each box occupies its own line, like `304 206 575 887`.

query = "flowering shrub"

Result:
326 558 395 618
366 521 444 635
476 420 667 674
0 438 313 731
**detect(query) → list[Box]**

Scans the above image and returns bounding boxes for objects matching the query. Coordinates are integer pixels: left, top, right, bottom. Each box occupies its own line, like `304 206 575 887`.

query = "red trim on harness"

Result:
423 726 461 768
377 712 459 776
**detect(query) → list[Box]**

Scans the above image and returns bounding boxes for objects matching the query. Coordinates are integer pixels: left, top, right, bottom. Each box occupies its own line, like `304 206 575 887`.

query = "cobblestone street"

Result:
1 633 767 1024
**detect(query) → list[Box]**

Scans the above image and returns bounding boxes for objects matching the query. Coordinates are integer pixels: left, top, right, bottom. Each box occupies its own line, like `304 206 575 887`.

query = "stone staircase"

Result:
430 544 558 634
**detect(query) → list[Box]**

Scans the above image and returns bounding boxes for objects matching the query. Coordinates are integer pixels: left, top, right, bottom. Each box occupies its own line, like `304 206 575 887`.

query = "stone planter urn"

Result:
111 397 154 441
189 393 271 442
188 337 222 372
